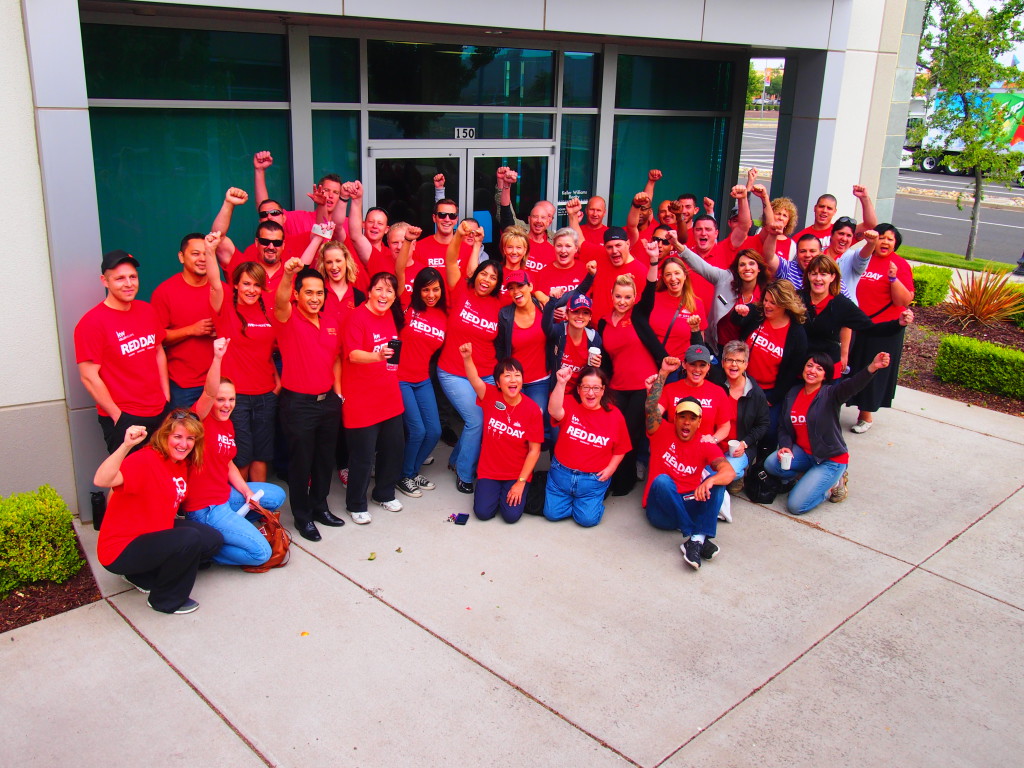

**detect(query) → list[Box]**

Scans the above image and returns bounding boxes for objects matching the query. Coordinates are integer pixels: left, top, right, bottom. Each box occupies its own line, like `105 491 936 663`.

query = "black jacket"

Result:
730 375 770 462
541 274 601 386
777 367 877 461
495 297 545 366
733 304 808 406
800 290 903 364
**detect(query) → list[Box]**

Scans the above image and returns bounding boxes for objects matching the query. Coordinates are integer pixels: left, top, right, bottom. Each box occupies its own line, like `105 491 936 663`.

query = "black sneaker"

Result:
456 479 474 494
681 540 702 570
700 539 719 560
396 476 423 498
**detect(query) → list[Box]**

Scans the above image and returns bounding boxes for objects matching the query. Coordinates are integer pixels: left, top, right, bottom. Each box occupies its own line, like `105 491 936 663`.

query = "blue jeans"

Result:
438 369 494 483
183 482 286 567
169 381 204 410
764 445 846 515
644 474 723 538
523 379 551 445
543 458 609 527
400 379 442 479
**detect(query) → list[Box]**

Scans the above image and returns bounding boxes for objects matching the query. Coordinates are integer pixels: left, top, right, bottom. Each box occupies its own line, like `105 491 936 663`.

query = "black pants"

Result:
610 388 648 496
99 405 171 455
346 414 404 512
278 389 342 525
104 519 222 612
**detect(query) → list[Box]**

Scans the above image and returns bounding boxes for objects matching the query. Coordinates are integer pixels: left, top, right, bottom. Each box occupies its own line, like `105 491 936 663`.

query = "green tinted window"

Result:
90 108 291 298
558 115 596 227
367 42 554 107
369 112 552 140
312 112 360 182
609 116 728 225
82 24 288 101
616 55 732 111
310 37 359 103
563 52 600 108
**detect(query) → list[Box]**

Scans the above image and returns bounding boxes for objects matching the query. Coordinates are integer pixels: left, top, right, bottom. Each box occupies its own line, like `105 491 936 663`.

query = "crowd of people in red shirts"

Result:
76 153 916 613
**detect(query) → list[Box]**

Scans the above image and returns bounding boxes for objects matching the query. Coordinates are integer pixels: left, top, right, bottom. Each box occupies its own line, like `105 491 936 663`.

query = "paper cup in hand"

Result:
588 346 601 365
728 439 741 457
780 452 792 470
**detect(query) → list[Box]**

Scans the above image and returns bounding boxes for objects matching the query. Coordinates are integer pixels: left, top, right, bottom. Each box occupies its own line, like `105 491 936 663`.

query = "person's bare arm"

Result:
694 456 735 501
211 188 248 267
396 225 421 295
206 232 225 313
459 343 488 400
446 222 472 289
626 192 648 245
853 185 878 235
729 185 751 248
565 196 584 242
253 151 272 207
508 441 541 507
888 262 914 307
643 168 661 200
752 184 773 232
193 336 228 420
434 173 446 202
347 181 372 265
548 366 572 422
94 425 148 488
78 362 121 422
274 258 302 323
745 167 758 192
644 357 679 434
155 346 170 402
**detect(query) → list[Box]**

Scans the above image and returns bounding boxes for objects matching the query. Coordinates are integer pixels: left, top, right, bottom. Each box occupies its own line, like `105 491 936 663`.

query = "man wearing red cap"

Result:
75 250 170 453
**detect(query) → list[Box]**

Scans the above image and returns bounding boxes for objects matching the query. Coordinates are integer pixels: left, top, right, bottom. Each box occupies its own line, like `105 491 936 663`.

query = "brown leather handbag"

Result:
241 501 291 573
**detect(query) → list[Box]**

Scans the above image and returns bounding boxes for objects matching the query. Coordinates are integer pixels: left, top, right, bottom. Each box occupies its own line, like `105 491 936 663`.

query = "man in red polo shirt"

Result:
273 257 347 542
75 250 170 453
151 233 215 408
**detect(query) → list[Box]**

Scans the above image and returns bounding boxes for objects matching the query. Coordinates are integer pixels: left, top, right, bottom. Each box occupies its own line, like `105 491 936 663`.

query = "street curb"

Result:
895 190 1023 212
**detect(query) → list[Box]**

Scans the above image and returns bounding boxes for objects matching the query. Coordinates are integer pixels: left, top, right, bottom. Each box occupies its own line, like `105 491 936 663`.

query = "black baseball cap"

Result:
101 250 139 273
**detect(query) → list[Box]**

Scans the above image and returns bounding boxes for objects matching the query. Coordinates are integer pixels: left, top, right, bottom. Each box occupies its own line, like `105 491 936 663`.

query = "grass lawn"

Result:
901 245 1012 273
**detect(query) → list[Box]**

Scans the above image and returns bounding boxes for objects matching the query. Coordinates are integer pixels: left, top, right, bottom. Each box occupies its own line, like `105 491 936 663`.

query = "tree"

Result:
916 0 1024 260
766 70 783 100
746 63 763 108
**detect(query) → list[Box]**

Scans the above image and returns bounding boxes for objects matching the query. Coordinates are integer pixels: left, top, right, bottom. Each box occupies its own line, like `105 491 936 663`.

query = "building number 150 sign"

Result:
454 127 476 139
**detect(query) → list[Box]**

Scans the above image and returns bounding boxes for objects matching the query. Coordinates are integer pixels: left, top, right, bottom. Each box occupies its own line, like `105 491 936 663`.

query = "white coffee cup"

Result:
588 346 601 365
780 451 793 470
728 439 742 457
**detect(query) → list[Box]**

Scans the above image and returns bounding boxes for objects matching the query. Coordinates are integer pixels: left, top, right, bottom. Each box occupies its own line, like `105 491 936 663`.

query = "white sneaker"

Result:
349 510 372 525
636 461 647 480
851 420 873 434
374 498 403 513
717 491 733 523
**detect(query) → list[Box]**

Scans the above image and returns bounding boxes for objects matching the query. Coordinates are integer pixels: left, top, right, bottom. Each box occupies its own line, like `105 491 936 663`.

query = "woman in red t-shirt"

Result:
342 272 406 524
597 273 663 496
181 338 286 568
459 343 543 523
733 279 808 449
94 412 221 615
846 223 915 434
208 231 279 483
635 250 707 363
396 266 447 498
438 221 502 493
495 270 549 420
544 365 631 527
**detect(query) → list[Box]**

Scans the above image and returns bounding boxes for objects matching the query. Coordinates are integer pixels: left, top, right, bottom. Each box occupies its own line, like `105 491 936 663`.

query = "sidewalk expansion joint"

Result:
294 544 644 767
105 599 276 768
892 401 1024 444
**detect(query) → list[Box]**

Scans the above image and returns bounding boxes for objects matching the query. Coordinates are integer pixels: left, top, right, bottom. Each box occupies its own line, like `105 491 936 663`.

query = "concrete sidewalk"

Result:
3 387 1022 767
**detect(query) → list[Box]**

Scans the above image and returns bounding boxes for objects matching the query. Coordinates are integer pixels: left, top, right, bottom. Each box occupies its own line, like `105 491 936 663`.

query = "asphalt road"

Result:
739 117 1023 265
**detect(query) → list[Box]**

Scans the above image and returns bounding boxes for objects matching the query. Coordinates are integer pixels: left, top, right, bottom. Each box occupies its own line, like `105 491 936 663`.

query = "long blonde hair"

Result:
317 240 359 286
762 279 807 324
655 256 696 313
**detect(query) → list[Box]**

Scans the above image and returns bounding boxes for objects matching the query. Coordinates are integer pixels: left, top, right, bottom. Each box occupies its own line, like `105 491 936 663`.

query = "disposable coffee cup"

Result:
588 346 601 364
728 439 741 457
780 452 792 470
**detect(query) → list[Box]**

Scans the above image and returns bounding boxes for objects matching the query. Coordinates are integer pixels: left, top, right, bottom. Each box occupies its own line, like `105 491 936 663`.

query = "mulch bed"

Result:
0 534 102 634
899 303 1024 418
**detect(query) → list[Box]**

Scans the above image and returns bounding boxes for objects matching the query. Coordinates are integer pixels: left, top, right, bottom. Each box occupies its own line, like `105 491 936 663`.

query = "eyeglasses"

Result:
257 237 284 247
258 209 284 219
435 211 458 220
651 236 670 245
578 385 604 392
169 409 200 422
723 358 747 365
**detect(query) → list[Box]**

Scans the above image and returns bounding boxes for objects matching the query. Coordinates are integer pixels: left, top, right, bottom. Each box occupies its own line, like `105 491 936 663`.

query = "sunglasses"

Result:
169 409 200 422
834 216 857 228
257 237 284 247
651 236 671 245
435 211 458 220
258 209 284 219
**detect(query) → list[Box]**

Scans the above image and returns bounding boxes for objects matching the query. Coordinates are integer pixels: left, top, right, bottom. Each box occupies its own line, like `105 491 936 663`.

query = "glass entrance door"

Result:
367 145 552 248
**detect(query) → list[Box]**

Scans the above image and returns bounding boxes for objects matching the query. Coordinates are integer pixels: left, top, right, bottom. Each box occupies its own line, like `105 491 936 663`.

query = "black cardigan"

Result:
777 367 877 461
633 278 706 368
733 303 808 406
800 290 904 364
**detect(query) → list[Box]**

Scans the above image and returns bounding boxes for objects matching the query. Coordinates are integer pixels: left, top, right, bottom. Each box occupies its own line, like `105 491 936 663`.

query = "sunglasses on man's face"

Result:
257 237 284 247
435 211 458 220
651 236 671 245
258 209 284 219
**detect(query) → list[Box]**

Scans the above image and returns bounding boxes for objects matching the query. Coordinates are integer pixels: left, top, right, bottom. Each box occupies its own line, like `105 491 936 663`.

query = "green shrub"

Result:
934 335 1024 400
0 485 83 599
1009 283 1024 329
912 265 953 307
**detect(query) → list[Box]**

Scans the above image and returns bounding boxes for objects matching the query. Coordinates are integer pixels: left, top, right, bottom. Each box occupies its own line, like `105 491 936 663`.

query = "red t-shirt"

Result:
553 398 631 473
601 313 657 391
746 320 790 390
229 250 286 303
342 305 403 428
581 224 608 245
74 301 167 417
476 386 544 481
588 244 648 324
150 274 214 388
658 380 734 439
534 260 589 299
511 309 548 383
438 282 501 377
559 333 592 389
398 306 446 383
793 225 832 249
183 412 235 511
365 246 396 279
643 425 724 505
740 233 792 263
525 239 555 273
647 291 707 359
322 283 360 332
96 446 187 565
856 253 913 323
272 310 341 395
416 235 472 273
214 300 276 395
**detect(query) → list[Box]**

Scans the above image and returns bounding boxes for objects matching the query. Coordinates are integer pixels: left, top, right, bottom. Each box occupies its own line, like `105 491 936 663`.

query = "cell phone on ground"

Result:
454 513 469 525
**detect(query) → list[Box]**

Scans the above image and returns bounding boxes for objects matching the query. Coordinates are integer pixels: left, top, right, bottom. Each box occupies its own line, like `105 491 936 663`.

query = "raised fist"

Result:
225 188 248 206
648 169 663 182
434 173 446 189
253 151 273 170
